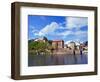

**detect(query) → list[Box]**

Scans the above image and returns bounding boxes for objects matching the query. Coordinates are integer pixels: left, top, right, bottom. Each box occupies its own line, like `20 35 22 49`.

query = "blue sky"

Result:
28 15 88 43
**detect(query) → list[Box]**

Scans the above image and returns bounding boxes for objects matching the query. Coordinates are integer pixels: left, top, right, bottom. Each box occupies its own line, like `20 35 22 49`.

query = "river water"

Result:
28 53 88 66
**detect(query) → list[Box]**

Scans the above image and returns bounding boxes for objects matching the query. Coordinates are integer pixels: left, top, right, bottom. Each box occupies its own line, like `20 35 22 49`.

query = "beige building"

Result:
52 40 64 49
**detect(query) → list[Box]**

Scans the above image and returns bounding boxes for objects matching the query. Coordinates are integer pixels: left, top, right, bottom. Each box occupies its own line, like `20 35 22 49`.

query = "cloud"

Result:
32 29 38 33
60 30 87 40
44 30 72 37
57 30 87 36
75 30 87 35
38 22 59 36
59 31 73 36
58 26 67 29
75 30 87 41
64 30 87 43
30 17 87 43
29 26 39 35
45 29 87 39
66 17 88 29
33 17 88 37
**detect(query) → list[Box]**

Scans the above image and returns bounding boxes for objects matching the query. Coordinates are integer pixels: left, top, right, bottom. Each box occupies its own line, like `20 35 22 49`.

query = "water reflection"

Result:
28 53 88 66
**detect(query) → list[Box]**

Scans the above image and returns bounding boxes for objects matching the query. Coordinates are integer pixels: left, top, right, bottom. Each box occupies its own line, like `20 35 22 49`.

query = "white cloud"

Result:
32 29 38 33
58 26 67 29
46 30 73 37
38 22 59 36
66 17 88 29
31 17 87 42
29 26 39 35
29 25 35 30
39 28 87 38
60 30 87 40
60 31 73 36
75 30 87 35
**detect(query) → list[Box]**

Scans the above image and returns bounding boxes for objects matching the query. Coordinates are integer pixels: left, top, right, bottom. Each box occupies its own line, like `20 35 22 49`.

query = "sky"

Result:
28 15 88 44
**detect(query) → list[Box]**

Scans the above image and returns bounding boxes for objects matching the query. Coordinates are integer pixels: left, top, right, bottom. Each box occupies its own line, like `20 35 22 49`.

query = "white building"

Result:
67 41 76 50
34 37 48 42
75 41 81 50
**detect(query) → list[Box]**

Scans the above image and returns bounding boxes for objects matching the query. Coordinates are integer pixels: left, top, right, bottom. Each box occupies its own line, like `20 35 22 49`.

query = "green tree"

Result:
28 41 53 55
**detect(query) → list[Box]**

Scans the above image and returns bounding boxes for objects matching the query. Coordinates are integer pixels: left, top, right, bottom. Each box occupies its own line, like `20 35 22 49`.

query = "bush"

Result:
28 41 52 55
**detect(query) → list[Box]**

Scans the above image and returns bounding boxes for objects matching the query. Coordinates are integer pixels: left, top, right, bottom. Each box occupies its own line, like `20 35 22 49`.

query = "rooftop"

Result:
52 40 64 42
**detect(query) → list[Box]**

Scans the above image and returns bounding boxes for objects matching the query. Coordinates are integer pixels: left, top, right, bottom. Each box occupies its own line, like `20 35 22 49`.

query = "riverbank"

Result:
29 48 87 56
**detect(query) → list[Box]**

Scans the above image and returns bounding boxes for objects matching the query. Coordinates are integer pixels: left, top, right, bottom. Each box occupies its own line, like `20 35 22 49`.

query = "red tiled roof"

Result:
52 40 64 42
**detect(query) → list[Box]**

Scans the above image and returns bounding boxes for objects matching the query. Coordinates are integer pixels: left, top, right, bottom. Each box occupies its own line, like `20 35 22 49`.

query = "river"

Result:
28 53 88 66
